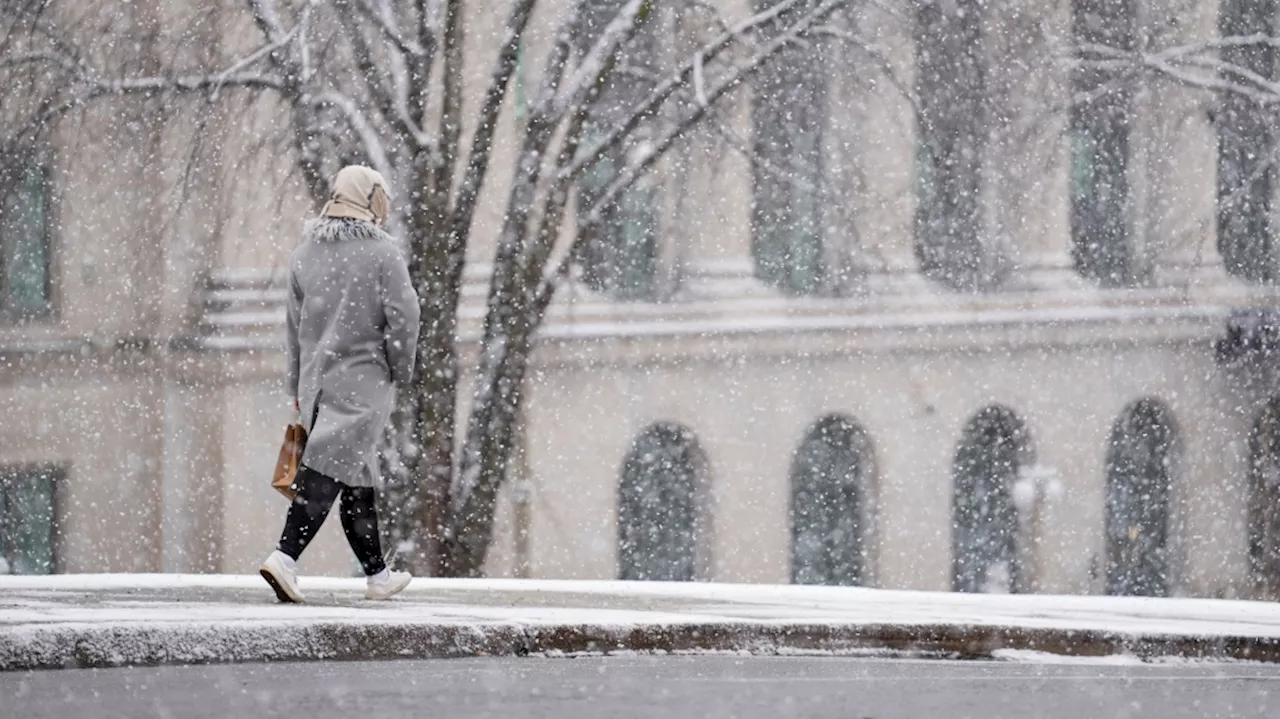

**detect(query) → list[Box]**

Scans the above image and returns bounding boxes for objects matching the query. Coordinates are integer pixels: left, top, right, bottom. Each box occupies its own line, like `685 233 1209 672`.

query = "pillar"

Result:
986 0 1085 291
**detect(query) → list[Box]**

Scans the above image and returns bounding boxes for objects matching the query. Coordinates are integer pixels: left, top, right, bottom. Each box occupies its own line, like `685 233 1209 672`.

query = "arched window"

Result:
790 415 873 585
952 406 1033 593
618 423 708 581
576 0 659 300
1070 0 1136 286
1218 0 1279 282
1105 399 1177 597
915 0 986 292
1249 399 1280 599
751 32 826 295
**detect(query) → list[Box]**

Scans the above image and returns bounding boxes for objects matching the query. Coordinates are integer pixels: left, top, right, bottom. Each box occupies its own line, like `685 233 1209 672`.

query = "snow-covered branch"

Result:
308 90 396 185
341 17 407 143
101 72 287 94
1075 37 1280 106
559 0 812 183
0 50 79 74
217 1 319 91
709 108 820 194
548 0 648 118
248 0 288 44
357 0 427 57
587 0 852 227
535 0 853 311
525 0 585 119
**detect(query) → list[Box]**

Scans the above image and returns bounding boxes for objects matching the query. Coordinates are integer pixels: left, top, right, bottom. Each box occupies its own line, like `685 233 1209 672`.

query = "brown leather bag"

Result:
272 424 307 500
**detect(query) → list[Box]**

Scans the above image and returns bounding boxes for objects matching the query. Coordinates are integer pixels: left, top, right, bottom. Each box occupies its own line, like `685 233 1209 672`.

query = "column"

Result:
1135 0 1232 290
668 0 776 301
985 0 1084 292
671 95 778 301
848 0 934 296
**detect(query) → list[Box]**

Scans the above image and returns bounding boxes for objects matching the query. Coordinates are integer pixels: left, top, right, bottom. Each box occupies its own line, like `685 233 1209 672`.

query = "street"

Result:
4 655 1279 718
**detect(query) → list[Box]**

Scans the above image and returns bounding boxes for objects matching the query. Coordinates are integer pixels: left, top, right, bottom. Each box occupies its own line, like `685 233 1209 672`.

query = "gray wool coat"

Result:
286 218 421 488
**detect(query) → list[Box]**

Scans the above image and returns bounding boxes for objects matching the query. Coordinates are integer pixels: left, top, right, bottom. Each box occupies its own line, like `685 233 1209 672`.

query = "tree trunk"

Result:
402 157 463 576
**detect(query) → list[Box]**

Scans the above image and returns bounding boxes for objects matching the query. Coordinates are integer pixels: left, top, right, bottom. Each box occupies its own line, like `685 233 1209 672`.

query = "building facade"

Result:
3 0 1280 599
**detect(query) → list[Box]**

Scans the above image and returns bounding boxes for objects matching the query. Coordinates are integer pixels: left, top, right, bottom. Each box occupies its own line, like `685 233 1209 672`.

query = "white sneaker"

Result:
365 570 412 600
260 551 305 603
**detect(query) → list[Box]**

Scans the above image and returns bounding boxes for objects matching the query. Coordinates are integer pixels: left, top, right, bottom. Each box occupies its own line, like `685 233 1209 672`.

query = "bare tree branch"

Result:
410 0 442 131
340 15 406 140
536 0 852 311
248 0 288 44
309 90 396 181
0 49 77 73
1076 38 1280 105
559 0 812 182
357 0 427 56
548 0 649 118
216 4 316 90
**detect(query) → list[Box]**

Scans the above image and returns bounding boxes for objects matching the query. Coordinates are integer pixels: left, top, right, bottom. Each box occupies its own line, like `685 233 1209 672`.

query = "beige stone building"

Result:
3 0 1280 600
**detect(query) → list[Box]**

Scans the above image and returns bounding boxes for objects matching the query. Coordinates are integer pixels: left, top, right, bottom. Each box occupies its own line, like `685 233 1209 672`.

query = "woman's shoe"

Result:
260 551 305 603
365 570 412 600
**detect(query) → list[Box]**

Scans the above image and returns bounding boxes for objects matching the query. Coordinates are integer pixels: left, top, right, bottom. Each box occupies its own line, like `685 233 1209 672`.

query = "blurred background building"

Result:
3 0 1280 600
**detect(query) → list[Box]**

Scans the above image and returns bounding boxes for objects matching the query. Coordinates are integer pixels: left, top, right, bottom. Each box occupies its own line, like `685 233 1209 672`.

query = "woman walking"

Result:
260 165 420 603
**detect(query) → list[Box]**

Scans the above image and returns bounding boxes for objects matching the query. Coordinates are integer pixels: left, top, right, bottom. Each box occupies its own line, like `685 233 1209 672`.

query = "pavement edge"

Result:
5 621 1280 671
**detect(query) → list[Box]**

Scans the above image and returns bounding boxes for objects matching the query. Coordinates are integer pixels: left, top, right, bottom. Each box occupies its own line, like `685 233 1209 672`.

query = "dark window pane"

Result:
952 407 1028 594
915 0 987 292
751 40 826 295
1105 400 1174 597
618 424 704 581
790 417 869 585
579 134 659 300
0 487 7 574
1 162 51 317
1249 399 1280 599
2 467 57 575
1218 0 1278 282
1071 0 1136 286
575 0 659 300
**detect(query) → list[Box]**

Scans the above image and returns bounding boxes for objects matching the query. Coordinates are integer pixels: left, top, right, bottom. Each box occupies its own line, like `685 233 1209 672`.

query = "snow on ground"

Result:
990 649 1148 665
4 574 1280 641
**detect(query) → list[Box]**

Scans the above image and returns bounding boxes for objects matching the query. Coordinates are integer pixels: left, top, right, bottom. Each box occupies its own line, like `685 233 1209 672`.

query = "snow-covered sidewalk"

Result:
3 575 1280 670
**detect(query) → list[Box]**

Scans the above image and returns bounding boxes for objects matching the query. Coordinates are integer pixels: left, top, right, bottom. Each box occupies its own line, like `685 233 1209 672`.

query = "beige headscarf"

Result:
321 165 391 226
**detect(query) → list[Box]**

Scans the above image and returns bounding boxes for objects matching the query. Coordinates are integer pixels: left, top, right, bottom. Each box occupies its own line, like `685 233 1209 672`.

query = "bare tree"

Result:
2 0 854 576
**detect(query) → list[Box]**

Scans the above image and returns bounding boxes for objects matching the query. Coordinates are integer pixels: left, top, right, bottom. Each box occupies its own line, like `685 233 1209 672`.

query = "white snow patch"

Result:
4 575 1280 669
992 649 1146 666
5 575 1280 640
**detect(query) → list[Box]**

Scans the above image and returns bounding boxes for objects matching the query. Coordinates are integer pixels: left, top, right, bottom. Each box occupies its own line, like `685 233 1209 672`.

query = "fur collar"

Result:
304 217 393 244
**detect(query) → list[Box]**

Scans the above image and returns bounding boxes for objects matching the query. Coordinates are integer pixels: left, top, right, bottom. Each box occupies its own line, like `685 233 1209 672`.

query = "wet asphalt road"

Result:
4 656 1280 719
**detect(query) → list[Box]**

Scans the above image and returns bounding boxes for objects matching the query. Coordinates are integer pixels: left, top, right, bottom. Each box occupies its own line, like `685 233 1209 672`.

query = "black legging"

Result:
277 465 387 576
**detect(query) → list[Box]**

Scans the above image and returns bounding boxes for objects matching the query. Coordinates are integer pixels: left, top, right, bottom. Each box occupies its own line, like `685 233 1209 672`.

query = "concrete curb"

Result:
5 620 1280 671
